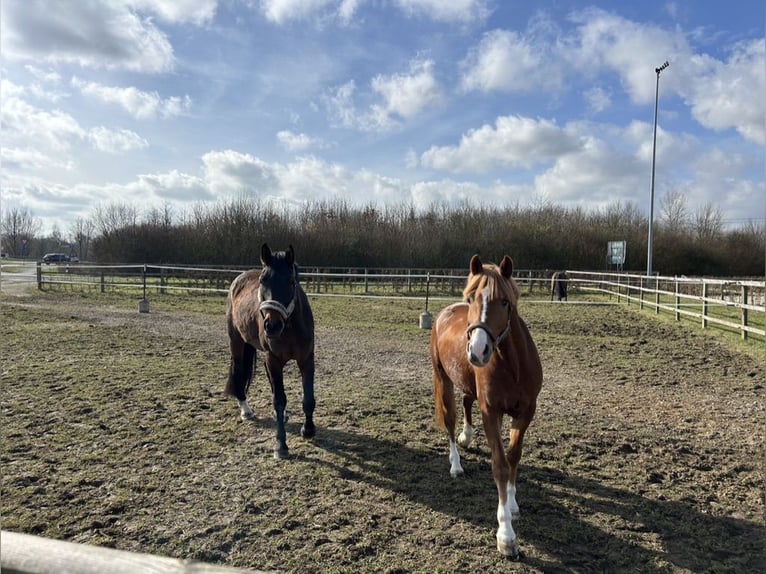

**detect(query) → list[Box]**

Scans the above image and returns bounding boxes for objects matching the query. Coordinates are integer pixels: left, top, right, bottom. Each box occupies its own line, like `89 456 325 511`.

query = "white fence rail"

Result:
566 271 765 341
6 262 765 341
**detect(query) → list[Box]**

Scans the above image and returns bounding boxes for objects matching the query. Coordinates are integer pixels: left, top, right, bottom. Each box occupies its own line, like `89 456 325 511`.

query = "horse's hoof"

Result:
450 468 464 478
273 446 289 460
497 539 520 560
240 411 254 421
301 423 316 439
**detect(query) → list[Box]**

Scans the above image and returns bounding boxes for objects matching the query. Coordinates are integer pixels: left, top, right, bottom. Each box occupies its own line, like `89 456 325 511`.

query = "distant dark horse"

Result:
226 243 315 459
431 254 543 558
550 271 568 302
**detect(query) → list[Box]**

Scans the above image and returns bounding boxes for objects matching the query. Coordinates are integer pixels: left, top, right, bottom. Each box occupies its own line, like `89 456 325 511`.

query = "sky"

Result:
1 0 764 237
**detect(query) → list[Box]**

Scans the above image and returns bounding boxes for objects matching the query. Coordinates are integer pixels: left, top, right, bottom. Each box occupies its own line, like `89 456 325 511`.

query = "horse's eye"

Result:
501 299 510 307
466 296 474 304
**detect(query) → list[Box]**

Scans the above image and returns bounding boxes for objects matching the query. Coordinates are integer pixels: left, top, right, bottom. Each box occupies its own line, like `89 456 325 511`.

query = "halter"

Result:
465 282 515 354
466 311 512 349
257 285 296 320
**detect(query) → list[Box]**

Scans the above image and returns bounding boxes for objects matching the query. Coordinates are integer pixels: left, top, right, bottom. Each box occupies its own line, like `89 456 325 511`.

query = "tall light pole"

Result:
647 60 669 280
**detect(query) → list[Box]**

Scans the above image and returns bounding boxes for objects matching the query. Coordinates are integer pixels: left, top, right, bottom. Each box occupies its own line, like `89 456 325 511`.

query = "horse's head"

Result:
258 243 298 339
463 254 519 367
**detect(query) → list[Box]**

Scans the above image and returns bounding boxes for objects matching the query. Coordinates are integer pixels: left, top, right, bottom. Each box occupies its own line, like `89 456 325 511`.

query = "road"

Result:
0 261 38 295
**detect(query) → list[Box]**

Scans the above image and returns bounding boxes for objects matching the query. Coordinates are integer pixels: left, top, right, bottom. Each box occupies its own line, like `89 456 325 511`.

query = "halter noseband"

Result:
466 313 512 349
258 285 296 320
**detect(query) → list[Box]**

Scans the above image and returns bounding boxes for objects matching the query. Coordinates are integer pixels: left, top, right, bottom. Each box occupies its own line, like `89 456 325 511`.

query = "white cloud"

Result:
324 59 442 132
566 8 764 142
276 130 328 152
1 0 175 73
1 93 85 153
260 0 343 24
420 115 581 173
259 0 488 24
584 87 611 114
128 0 218 25
394 0 490 23
460 28 564 93
89 127 149 154
684 39 765 144
72 78 192 119
1 147 75 171
136 170 213 201
371 59 442 119
533 136 644 204
202 150 281 197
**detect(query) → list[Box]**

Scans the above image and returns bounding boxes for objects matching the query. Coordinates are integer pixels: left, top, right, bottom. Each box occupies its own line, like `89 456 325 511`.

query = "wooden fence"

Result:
1 530 270 574
566 271 766 341
27 263 766 342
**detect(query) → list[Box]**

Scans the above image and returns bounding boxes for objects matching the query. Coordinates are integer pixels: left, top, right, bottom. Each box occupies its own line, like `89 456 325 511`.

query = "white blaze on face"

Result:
467 285 492 365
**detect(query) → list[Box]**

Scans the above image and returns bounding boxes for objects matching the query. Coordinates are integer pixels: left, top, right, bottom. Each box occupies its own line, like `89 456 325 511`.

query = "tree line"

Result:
2 197 764 277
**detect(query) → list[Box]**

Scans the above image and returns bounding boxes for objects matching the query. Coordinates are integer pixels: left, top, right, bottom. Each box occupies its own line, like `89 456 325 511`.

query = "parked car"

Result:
42 253 69 264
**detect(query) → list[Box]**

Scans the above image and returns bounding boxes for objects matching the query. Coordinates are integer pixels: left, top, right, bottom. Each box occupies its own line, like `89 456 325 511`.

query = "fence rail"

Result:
566 270 765 341
17 262 766 342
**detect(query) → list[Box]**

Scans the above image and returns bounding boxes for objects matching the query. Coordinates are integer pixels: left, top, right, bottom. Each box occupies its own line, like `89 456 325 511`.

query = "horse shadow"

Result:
247 415 764 572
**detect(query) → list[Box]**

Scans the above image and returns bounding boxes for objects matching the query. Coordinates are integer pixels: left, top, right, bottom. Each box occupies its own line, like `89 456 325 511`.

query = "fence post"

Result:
36 262 42 290
674 278 680 321
702 282 708 329
100 270 105 293
741 285 749 341
364 268 368 293
654 276 660 313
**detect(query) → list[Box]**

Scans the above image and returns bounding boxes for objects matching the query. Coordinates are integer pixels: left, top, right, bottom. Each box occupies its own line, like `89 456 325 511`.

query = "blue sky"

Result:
2 0 764 236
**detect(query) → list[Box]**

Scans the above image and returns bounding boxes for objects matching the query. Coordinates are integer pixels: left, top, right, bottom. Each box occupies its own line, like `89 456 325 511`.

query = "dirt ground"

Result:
1 291 764 573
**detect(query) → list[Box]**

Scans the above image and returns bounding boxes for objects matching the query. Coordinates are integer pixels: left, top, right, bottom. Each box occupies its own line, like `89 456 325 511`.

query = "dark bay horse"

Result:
226 243 315 459
430 254 543 559
550 270 569 302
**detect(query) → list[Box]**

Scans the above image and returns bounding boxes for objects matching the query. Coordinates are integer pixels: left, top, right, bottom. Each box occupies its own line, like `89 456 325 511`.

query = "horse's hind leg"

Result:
298 352 316 439
226 329 255 421
458 394 475 448
432 365 463 478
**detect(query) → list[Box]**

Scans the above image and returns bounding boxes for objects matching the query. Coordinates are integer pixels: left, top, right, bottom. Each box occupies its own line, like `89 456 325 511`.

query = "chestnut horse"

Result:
430 254 542 559
226 243 315 459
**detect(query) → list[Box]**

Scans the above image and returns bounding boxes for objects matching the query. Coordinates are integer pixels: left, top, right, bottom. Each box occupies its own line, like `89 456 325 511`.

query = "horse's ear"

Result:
469 254 483 275
260 243 272 266
286 244 295 266
499 255 514 279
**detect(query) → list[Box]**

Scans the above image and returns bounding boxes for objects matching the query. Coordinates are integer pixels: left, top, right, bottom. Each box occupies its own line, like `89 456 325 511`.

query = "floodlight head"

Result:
656 61 670 74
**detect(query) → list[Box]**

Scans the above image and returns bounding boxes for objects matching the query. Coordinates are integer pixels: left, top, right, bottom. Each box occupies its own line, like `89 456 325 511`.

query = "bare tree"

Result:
91 201 139 237
1 207 41 257
693 202 723 240
69 217 96 260
659 189 689 233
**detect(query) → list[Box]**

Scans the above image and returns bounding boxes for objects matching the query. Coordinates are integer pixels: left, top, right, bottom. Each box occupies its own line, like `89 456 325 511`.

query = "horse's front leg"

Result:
298 352 316 439
265 356 289 459
482 410 519 559
506 414 534 518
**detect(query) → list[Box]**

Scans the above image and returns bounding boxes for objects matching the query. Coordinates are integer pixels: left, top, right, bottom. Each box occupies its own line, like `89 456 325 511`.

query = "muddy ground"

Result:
1 290 764 573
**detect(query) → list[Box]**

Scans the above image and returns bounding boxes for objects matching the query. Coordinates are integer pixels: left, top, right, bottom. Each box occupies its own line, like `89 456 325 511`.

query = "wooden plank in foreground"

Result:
1 531 272 574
